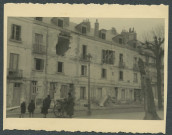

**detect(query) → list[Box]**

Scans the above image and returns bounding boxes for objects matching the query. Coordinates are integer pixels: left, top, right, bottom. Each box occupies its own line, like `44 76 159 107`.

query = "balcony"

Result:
33 44 46 54
7 68 23 79
133 64 139 71
119 61 125 68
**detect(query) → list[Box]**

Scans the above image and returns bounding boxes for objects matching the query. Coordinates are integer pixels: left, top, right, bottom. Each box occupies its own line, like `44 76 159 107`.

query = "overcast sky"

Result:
70 18 164 42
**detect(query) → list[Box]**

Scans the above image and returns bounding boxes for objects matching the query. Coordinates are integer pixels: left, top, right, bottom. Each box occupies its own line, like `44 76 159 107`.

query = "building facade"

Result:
6 17 162 108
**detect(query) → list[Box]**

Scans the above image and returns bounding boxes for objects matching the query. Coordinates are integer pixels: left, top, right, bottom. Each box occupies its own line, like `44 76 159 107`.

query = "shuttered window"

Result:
11 24 21 41
9 53 19 70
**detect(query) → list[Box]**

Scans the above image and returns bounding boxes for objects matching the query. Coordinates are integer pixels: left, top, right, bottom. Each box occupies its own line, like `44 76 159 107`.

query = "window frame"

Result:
102 49 115 65
9 53 19 70
31 81 38 94
81 65 87 76
81 26 87 34
101 32 106 40
11 24 21 41
101 68 107 79
82 45 87 60
34 58 44 71
35 33 43 46
80 87 86 100
119 71 123 81
58 19 64 28
119 53 123 63
119 38 123 44
57 61 64 73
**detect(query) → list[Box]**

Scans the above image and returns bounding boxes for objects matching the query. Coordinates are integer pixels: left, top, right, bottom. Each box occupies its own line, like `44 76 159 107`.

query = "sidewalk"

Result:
6 103 144 117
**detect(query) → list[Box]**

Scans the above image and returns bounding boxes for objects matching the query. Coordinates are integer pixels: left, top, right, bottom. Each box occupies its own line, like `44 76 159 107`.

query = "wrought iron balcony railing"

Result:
33 44 46 54
7 68 23 79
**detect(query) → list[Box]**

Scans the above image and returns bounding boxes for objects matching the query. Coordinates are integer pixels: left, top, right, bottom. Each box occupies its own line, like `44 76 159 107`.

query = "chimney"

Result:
94 19 99 37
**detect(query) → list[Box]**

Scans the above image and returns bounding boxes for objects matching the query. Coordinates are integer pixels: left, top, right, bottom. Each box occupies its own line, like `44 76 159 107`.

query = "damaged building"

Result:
6 17 163 108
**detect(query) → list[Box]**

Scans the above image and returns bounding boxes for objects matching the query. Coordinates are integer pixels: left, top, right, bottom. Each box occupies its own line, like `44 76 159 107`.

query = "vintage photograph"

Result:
6 17 165 120
3 3 168 133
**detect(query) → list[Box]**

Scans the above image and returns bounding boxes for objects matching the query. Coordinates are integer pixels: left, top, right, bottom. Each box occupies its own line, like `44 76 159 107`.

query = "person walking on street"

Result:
66 93 75 118
41 95 51 118
28 100 35 118
20 101 26 118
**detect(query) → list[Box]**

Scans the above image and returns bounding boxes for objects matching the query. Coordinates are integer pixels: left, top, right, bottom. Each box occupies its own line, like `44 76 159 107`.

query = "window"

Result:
119 38 123 44
119 53 123 63
82 45 87 60
80 87 86 99
121 89 125 100
9 53 19 70
57 62 63 73
134 73 138 82
35 33 43 46
101 33 106 39
98 88 102 99
102 50 115 64
129 90 133 100
35 17 43 21
34 58 44 71
11 24 21 41
81 65 87 76
119 71 123 80
32 81 37 94
58 19 63 27
82 26 87 34
102 68 107 78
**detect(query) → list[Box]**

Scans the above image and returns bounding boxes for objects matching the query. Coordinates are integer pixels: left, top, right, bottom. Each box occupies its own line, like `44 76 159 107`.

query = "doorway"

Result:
12 83 21 106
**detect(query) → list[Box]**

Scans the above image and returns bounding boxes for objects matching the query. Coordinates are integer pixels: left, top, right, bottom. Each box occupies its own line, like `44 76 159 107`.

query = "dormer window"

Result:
101 32 106 40
119 38 123 44
35 17 43 21
82 26 87 34
58 19 63 27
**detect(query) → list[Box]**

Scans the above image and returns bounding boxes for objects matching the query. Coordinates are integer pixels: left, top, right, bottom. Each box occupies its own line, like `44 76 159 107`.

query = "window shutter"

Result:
11 24 15 39
18 26 21 41
41 60 44 70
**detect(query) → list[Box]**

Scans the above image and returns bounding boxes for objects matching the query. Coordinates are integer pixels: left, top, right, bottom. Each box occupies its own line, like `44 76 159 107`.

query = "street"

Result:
6 106 164 120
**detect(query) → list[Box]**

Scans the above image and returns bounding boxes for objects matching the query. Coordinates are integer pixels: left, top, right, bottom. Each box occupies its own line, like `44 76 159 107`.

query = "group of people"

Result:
20 100 35 118
20 92 75 118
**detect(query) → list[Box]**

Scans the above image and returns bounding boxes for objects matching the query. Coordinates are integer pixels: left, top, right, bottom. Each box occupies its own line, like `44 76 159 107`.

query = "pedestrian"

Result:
20 101 26 118
28 100 35 118
66 93 75 118
41 95 51 118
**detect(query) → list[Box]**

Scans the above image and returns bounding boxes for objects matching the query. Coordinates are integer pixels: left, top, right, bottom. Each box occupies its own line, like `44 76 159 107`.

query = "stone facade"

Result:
6 17 162 108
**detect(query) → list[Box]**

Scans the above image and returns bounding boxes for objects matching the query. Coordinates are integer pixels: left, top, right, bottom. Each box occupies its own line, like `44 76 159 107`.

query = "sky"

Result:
70 18 164 42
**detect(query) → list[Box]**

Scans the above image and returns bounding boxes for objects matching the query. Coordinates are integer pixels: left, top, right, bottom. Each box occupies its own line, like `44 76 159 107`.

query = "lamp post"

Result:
87 53 92 115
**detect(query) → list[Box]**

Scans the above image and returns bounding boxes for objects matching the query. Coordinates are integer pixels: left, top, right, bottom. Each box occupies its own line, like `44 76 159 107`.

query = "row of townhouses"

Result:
6 17 163 108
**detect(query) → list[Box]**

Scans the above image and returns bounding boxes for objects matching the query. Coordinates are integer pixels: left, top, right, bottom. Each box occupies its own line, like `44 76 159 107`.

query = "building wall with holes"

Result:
7 17 163 108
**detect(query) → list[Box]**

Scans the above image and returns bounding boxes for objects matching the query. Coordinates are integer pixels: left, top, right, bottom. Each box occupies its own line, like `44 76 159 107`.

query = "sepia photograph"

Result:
3 4 168 133
6 17 165 120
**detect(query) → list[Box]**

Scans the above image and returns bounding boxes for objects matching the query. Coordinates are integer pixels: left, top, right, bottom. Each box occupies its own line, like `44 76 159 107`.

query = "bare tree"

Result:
142 25 164 110
138 58 160 120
